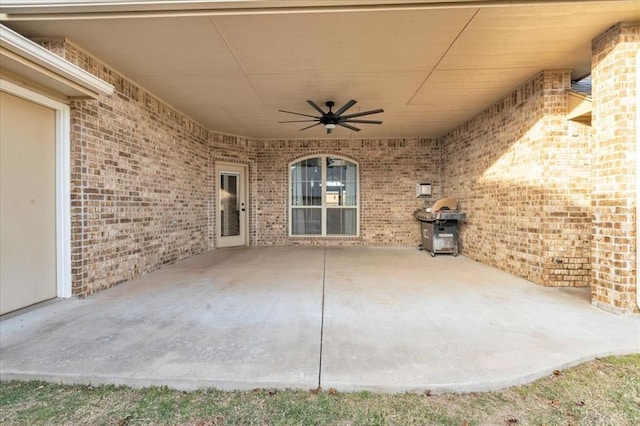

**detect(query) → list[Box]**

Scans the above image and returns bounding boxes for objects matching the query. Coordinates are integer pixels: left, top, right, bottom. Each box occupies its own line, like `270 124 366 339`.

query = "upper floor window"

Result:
290 155 359 236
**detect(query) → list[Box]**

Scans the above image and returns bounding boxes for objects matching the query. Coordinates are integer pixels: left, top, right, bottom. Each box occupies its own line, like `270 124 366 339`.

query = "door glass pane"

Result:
292 208 321 235
220 173 240 237
327 208 357 235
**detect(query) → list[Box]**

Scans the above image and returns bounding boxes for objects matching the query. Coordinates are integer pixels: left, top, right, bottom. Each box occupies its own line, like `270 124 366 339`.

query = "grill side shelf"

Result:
413 210 466 222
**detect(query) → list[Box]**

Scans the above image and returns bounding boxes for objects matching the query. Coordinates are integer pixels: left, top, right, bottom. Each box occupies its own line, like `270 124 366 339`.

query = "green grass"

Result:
1 355 639 425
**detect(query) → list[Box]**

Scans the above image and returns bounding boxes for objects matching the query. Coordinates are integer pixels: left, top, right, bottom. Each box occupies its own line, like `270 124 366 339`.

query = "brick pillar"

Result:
591 23 639 315
540 71 592 287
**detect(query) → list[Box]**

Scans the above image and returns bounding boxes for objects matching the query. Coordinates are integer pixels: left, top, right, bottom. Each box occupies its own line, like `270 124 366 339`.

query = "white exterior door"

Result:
217 163 247 247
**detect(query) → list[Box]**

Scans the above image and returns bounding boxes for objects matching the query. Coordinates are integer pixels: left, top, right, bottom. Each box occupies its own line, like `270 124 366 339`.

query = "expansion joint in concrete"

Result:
318 247 327 389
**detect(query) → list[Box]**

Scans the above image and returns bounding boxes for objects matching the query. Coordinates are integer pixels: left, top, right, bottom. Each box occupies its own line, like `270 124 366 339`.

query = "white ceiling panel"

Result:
212 8 477 74
139 74 260 107
437 4 640 77
8 17 244 76
250 71 428 108
410 67 540 105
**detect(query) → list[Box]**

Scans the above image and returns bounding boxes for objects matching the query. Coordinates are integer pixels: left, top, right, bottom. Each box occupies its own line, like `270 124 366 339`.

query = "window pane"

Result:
326 157 357 207
345 181 357 206
326 160 340 181
305 158 322 180
325 181 342 206
327 208 357 235
291 182 322 206
292 158 322 206
308 182 322 205
291 179 302 206
292 208 322 235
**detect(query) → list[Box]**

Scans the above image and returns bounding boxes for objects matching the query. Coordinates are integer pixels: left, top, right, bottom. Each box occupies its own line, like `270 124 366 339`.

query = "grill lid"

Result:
432 197 458 211
414 197 466 222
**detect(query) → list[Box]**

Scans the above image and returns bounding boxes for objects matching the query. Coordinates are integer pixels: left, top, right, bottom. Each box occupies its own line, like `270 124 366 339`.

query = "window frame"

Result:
288 154 360 237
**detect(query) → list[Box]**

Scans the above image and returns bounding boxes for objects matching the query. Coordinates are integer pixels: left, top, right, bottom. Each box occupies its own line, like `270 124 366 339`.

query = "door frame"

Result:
216 162 248 248
1 79 72 299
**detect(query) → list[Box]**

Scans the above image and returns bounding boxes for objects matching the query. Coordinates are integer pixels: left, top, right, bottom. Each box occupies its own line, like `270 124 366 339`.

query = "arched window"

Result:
289 155 359 236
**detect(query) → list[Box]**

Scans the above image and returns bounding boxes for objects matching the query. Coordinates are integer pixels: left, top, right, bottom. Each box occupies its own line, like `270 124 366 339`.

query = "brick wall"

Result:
539 72 593 287
591 23 639 315
441 71 592 287
251 138 440 245
46 41 250 297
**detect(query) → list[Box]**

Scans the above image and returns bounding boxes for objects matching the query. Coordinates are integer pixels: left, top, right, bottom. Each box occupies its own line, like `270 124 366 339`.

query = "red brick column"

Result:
591 23 639 314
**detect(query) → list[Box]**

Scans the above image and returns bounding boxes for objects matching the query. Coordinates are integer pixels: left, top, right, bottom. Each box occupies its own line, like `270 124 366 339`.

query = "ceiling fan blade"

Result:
341 108 384 119
334 99 357 116
338 122 361 132
306 100 326 115
343 119 383 124
299 122 322 131
279 109 318 119
279 119 319 123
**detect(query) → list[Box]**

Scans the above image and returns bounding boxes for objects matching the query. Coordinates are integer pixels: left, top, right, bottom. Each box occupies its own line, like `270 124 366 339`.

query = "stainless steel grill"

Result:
414 198 466 257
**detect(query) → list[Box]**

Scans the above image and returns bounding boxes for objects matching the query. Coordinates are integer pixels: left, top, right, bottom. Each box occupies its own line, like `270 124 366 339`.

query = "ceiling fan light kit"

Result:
279 99 383 134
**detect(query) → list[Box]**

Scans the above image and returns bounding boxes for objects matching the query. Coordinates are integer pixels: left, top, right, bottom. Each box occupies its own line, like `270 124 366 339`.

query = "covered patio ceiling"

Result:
1 0 639 139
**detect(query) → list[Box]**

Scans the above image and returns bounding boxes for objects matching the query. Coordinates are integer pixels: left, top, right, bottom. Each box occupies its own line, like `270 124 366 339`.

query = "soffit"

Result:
567 91 592 123
1 1 638 139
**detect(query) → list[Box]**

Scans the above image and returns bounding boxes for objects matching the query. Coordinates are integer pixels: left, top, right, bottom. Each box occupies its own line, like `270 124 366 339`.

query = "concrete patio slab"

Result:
1 246 638 393
0 247 325 391
321 247 640 393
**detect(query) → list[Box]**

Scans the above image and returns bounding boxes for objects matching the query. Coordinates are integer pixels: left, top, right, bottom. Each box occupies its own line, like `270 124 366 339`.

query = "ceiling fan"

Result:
279 99 383 134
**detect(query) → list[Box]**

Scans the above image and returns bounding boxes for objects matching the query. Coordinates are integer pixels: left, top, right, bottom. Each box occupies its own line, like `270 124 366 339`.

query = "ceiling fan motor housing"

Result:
322 101 338 125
